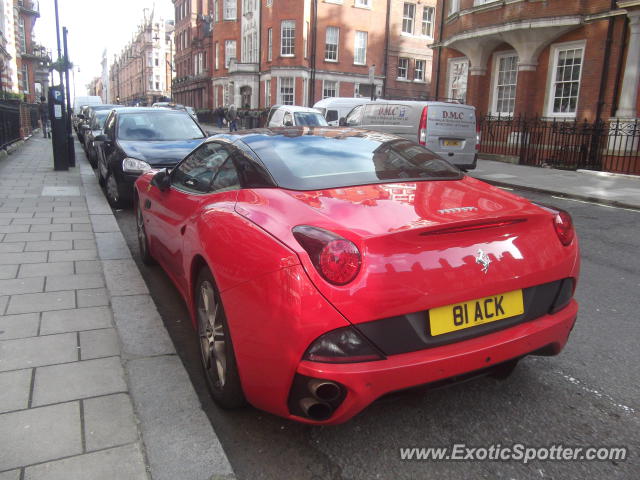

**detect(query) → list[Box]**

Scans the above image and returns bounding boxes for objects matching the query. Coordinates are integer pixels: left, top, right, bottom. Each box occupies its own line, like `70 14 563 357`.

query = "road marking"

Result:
550 195 640 213
557 371 636 415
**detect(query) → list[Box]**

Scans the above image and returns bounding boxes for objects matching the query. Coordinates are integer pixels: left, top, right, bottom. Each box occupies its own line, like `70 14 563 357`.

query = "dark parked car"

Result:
76 104 117 143
83 107 124 168
95 107 206 208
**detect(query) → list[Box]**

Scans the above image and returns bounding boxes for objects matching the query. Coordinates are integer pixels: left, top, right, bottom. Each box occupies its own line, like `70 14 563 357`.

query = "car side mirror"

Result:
284 121 293 127
94 134 110 144
338 117 347 126
151 169 171 192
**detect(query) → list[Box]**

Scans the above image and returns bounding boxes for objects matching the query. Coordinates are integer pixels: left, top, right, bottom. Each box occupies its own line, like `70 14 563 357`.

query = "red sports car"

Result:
134 128 579 424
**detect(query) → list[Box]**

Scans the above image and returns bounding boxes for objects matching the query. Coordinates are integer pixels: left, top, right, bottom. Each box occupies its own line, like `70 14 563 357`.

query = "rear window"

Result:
294 112 328 127
245 131 461 190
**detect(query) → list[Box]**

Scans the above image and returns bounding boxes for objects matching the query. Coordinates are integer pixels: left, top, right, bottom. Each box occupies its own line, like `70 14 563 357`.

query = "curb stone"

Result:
78 149 236 480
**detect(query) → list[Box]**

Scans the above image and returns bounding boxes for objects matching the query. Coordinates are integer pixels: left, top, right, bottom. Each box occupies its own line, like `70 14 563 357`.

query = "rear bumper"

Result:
291 299 577 424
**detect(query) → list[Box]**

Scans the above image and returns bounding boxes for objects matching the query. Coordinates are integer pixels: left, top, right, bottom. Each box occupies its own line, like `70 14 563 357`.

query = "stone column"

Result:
616 9 640 118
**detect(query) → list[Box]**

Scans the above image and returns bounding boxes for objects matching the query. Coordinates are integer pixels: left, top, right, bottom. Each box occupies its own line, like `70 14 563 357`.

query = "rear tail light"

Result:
304 326 384 363
553 210 575 246
533 203 575 246
292 225 361 285
418 106 428 145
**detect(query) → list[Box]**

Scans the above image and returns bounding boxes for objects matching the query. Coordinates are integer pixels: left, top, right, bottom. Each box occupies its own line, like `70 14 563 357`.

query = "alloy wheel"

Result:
198 280 227 387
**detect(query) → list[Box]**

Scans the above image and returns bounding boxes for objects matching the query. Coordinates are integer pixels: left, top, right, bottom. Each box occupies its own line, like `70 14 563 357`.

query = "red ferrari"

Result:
134 128 579 424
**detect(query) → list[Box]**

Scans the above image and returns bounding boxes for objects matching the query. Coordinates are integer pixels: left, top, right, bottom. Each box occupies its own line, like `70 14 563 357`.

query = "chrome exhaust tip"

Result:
299 397 333 421
308 379 341 402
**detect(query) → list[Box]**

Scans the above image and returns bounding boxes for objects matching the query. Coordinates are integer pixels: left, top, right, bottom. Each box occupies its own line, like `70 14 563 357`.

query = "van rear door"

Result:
423 104 477 170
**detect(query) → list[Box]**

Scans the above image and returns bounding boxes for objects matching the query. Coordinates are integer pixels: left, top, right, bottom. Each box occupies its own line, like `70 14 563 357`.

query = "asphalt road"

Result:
110 179 639 480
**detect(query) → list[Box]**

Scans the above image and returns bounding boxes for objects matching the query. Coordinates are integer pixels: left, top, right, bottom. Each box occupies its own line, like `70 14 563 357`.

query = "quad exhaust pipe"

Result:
308 379 341 402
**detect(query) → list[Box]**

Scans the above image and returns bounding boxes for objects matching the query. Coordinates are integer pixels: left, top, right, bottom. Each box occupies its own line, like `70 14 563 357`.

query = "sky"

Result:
36 0 174 98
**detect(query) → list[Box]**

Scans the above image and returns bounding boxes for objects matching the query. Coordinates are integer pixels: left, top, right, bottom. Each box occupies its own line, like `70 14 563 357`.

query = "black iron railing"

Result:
0 100 21 149
479 115 640 175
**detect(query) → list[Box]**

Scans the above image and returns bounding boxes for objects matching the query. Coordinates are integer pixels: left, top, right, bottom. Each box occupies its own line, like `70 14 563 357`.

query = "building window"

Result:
492 53 518 115
325 26 339 61
397 58 409 79
155 58 159 66
447 58 468 102
156 82 160 90
215 42 219 69
225 40 236 68
279 77 294 105
448 0 460 15
281 20 295 56
223 0 237 20
267 28 273 61
265 79 271 107
547 43 584 116
267 0 273 6
323 80 338 99
304 21 309 59
415 59 425 81
355 0 371 7
21 66 29 93
402 3 415 35
421 7 434 37
354 31 367 65
214 0 219 22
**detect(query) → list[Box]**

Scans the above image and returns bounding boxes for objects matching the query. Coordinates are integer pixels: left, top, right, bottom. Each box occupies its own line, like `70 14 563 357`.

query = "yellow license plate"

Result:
443 139 462 147
429 290 524 336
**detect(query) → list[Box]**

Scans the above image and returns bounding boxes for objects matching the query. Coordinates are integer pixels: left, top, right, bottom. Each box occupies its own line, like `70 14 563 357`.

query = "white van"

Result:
73 96 103 115
266 105 328 127
313 97 372 126
341 100 478 170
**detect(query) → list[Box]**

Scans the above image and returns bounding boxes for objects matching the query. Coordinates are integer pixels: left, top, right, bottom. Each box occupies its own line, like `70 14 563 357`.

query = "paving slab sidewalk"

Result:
0 136 235 480
472 157 640 210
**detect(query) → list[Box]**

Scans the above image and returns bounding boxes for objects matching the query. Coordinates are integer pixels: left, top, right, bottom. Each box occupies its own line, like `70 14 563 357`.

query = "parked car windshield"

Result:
245 130 461 190
117 111 205 141
294 112 328 127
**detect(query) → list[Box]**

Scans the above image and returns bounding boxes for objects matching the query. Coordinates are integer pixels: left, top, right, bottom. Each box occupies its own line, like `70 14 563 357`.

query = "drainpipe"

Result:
257 2 262 109
611 11 629 115
433 0 446 101
382 0 391 98
596 0 617 120
309 0 318 105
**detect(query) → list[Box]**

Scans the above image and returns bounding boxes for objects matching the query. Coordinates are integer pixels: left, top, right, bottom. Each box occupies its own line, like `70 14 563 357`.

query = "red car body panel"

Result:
135 157 580 424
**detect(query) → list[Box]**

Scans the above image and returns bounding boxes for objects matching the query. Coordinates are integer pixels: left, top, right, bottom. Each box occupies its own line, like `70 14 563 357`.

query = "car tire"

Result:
489 358 520 380
135 196 156 266
105 170 129 209
195 267 246 409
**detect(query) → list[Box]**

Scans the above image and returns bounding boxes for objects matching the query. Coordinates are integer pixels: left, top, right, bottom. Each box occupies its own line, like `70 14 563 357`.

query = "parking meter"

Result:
48 85 69 171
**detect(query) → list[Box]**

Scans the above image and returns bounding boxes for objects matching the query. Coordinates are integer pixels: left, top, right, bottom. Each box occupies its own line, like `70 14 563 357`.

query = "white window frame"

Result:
214 0 219 22
281 20 295 57
215 42 219 69
545 40 585 118
278 77 295 105
267 28 273 61
223 0 237 20
266 0 273 6
421 6 434 37
402 3 415 35
474 0 500 5
324 26 339 62
448 0 460 15
397 58 409 80
265 79 271 107
225 40 236 68
322 80 338 99
354 31 367 65
447 57 469 103
414 59 425 82
355 0 371 8
490 51 519 116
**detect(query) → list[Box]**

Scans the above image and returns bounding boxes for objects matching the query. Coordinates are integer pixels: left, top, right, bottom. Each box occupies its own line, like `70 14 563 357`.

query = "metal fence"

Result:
479 115 640 175
0 100 21 149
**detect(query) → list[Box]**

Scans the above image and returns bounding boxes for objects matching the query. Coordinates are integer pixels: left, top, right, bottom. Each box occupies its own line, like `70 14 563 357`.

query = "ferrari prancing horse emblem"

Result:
475 249 491 274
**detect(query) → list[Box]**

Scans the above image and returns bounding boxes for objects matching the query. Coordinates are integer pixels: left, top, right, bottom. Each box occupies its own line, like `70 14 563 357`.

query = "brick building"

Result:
109 11 173 105
385 0 436 100
172 0 213 109
430 0 640 123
